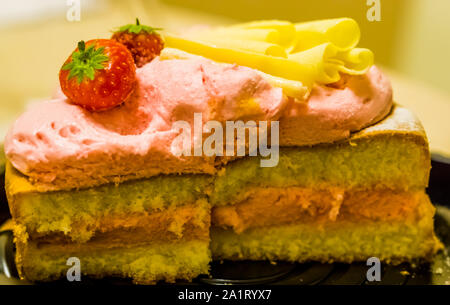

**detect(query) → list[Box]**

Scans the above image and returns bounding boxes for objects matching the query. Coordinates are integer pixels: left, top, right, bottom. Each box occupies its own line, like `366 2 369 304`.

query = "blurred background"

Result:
0 0 449 157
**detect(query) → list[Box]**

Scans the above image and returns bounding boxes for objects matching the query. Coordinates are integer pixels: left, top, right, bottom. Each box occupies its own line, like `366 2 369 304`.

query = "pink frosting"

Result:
5 58 392 191
280 66 393 146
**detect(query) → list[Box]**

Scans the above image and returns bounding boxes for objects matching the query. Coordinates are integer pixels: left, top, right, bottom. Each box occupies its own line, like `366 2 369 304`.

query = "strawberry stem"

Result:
62 40 109 84
78 41 85 52
116 19 162 34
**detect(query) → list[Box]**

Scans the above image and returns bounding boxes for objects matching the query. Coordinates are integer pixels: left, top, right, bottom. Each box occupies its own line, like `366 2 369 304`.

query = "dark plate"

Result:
1 157 449 285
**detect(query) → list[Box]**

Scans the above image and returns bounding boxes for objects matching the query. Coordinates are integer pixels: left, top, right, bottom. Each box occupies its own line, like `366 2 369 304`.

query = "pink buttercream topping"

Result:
5 57 392 190
279 66 393 146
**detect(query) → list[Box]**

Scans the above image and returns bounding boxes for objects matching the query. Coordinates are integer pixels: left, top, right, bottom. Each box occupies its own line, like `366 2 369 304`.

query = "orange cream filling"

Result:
29 202 210 246
211 187 432 233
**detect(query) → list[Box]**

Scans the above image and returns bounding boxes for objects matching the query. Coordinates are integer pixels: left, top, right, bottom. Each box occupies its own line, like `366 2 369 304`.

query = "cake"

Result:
210 105 439 262
4 18 442 283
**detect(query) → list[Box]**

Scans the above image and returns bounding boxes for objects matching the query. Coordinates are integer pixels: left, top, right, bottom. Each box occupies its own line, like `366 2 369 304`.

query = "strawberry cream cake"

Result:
4 18 441 283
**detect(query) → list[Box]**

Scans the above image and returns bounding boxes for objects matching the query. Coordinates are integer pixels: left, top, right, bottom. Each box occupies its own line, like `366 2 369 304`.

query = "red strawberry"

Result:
59 39 136 111
112 18 164 68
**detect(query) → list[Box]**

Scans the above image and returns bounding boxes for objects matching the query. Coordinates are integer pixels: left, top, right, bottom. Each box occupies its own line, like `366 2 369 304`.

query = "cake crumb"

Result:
400 270 410 276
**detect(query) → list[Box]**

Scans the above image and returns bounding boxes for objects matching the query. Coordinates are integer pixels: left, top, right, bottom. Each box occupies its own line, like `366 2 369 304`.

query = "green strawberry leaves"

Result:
62 41 109 84
117 18 162 35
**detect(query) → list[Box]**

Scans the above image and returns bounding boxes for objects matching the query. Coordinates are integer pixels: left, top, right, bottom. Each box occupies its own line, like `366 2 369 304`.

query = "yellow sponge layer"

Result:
16 239 210 284
212 134 429 206
211 222 441 264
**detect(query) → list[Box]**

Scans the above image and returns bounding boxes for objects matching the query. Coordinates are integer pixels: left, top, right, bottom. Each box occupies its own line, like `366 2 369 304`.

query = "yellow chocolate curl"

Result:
160 47 310 99
292 18 360 52
164 35 317 86
164 18 373 99
229 20 297 48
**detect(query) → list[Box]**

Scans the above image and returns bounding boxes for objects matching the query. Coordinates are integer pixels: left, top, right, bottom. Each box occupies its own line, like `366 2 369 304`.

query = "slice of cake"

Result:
6 165 212 283
211 105 441 263
3 18 441 283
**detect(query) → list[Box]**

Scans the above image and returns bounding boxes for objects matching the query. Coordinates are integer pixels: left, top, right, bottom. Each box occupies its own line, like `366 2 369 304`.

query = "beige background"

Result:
0 0 449 156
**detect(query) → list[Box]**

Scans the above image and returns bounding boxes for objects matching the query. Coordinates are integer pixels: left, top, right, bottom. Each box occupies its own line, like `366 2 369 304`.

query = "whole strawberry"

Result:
59 39 136 111
112 18 164 67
